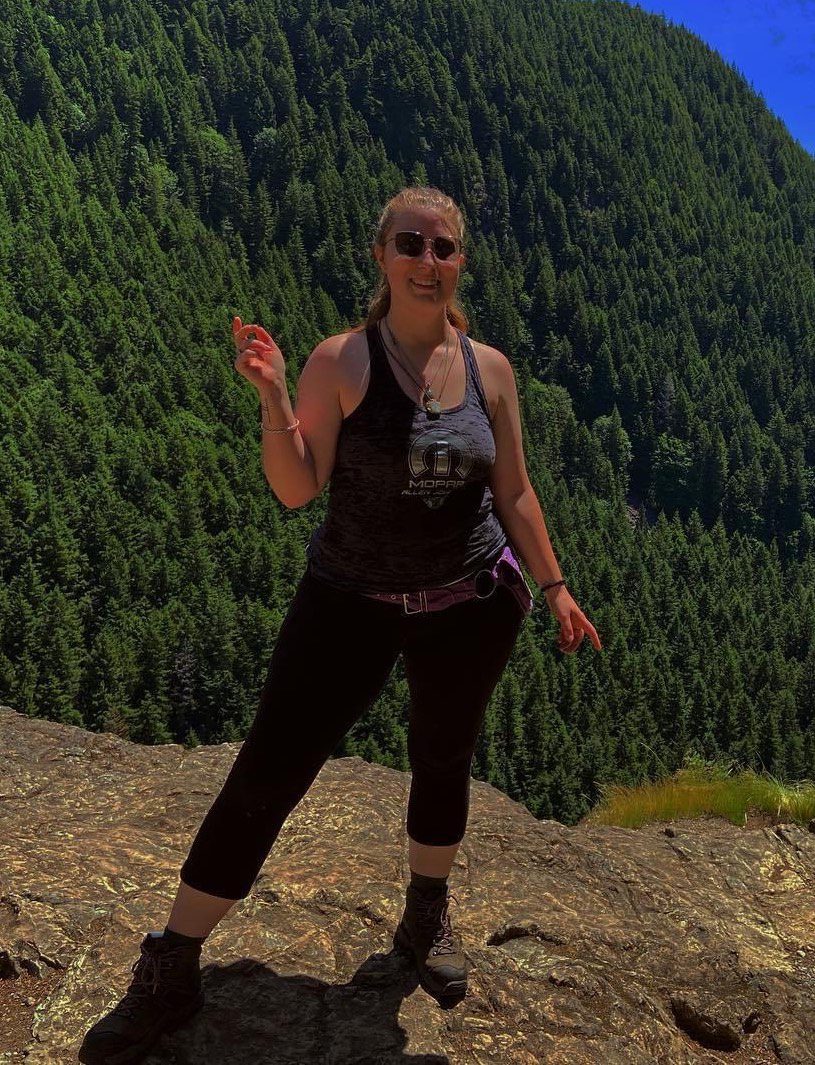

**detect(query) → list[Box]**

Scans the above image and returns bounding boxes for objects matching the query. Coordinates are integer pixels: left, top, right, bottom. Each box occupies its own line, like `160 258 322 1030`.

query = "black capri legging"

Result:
179 559 528 900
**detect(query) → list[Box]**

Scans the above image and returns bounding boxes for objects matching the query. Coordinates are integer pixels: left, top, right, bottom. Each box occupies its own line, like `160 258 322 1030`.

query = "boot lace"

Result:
413 890 460 957
111 941 195 1019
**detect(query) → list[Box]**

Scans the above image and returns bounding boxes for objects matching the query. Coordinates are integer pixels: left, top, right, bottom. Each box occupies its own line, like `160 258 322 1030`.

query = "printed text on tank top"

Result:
338 327 500 423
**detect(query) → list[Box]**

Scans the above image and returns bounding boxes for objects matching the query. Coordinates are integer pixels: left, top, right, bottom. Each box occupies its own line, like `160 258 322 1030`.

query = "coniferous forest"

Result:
2 0 815 825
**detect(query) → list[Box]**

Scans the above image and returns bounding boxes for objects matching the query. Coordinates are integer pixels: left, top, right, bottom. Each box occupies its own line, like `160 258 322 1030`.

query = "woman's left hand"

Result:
545 587 602 654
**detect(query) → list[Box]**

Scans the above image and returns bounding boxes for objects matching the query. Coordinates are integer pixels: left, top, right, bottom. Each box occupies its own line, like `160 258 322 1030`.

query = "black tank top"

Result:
306 321 508 593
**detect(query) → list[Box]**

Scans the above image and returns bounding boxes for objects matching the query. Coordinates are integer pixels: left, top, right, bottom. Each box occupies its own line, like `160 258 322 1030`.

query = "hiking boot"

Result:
78 931 205 1065
393 883 469 999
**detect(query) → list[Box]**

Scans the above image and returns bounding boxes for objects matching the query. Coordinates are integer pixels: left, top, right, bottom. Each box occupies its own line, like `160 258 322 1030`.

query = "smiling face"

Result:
374 208 465 308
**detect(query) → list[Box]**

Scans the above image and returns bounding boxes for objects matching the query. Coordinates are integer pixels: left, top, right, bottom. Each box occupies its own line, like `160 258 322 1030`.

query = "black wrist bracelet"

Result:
540 578 566 593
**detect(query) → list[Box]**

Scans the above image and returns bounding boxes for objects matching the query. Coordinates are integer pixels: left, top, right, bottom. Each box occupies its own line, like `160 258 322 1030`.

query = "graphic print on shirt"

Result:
402 425 476 509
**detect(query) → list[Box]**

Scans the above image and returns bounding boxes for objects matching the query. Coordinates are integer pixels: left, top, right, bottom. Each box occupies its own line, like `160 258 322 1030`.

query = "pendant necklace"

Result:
379 317 456 418
380 317 449 413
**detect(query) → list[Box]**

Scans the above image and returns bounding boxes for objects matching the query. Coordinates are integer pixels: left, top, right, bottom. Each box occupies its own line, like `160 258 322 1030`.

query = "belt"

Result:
360 544 534 617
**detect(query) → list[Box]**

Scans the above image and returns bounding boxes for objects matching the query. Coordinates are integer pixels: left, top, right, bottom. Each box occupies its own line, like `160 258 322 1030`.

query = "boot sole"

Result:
392 923 468 999
77 992 205 1065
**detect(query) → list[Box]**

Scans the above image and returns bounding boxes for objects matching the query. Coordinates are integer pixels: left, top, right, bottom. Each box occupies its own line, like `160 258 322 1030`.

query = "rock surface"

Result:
1 704 814 1063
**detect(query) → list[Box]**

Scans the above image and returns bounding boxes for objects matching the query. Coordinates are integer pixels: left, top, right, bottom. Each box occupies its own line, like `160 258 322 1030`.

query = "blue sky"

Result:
630 0 815 155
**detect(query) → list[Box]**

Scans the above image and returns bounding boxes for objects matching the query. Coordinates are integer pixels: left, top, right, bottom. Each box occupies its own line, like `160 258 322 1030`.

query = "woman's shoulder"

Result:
461 330 501 359
465 336 503 420
313 326 368 368
319 328 372 418
466 335 499 365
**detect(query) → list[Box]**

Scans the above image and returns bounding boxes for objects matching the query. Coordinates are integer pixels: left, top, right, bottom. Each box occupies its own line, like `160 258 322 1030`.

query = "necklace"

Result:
382 316 450 406
379 317 456 417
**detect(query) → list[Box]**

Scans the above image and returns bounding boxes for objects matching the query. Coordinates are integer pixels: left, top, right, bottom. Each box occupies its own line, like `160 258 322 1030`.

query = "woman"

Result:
79 185 601 1064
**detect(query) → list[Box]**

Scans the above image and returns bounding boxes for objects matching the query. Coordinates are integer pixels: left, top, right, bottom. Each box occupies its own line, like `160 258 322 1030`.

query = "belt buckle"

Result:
403 590 427 614
474 567 498 599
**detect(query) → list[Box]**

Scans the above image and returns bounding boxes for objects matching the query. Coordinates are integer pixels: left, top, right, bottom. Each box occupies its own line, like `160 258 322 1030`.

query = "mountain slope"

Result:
1 0 815 825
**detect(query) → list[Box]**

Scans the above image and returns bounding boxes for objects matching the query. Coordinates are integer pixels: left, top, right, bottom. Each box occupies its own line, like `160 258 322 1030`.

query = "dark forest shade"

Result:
0 0 814 825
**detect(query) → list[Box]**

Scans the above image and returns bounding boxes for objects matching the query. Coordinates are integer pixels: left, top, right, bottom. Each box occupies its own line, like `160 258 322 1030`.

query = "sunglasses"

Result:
384 231 461 261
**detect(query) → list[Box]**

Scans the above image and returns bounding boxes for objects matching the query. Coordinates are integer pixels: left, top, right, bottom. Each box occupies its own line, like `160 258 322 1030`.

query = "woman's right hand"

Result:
232 316 288 394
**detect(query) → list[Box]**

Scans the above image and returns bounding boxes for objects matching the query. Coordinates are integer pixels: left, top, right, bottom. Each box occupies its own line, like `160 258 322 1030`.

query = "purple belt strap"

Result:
361 544 535 617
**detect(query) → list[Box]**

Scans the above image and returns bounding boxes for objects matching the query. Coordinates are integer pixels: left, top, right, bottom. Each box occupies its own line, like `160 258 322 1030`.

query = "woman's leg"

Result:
408 837 461 879
172 570 403 916
402 582 526 855
166 881 237 939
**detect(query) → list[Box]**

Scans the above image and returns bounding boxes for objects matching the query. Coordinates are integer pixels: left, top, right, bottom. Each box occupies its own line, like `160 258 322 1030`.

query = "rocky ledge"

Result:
1 705 814 1064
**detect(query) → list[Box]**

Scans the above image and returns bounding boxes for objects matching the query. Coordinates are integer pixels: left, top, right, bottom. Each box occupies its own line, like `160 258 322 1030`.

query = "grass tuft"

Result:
582 753 815 829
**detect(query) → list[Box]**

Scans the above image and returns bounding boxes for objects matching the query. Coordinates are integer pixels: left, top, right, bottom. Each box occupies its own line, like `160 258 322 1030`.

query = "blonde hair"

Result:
344 185 468 334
